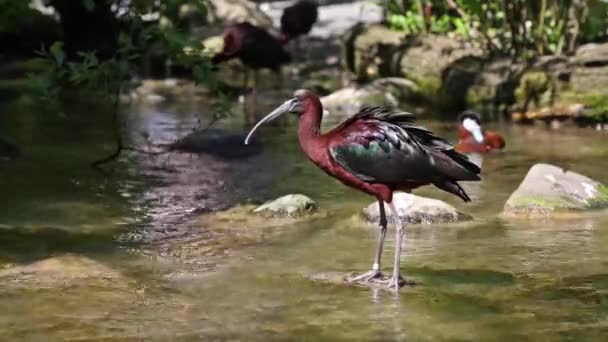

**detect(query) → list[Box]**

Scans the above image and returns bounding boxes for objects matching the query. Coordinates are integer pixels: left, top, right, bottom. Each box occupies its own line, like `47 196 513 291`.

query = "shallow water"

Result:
1 97 608 341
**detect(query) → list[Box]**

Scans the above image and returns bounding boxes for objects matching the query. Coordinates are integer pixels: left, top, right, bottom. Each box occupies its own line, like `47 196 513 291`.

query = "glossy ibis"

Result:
212 22 291 122
279 1 318 62
455 111 506 154
279 1 318 45
245 90 481 290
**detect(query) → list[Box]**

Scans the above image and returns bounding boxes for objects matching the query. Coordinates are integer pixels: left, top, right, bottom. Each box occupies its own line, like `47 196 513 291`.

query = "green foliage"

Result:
387 11 424 34
515 71 550 105
0 0 40 32
582 94 608 121
26 0 228 114
384 0 608 57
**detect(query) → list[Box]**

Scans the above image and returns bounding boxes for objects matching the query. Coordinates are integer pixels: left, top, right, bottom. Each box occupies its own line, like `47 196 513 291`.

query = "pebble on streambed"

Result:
0 254 129 290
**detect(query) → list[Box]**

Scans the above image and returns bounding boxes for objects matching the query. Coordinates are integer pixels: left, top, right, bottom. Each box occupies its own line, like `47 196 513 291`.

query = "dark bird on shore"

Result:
279 1 319 43
455 111 506 154
244 89 481 290
212 22 291 123
212 22 291 72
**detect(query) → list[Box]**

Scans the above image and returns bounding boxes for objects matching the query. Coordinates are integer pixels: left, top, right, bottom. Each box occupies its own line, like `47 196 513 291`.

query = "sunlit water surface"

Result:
1 97 608 341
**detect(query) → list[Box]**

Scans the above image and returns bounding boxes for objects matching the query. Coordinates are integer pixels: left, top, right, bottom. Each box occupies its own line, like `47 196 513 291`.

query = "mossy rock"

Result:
254 194 319 218
320 77 421 117
514 70 554 110
503 163 608 217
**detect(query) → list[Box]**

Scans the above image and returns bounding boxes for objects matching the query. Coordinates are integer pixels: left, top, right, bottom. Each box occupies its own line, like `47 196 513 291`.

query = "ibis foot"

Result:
347 269 383 283
376 275 415 290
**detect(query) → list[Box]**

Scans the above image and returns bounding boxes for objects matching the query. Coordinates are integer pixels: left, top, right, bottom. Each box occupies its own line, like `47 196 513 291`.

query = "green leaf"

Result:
49 41 65 66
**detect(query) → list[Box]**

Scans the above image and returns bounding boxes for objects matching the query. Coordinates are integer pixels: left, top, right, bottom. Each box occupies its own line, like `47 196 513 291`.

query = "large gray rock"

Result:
254 194 318 217
503 163 608 217
572 43 608 67
342 25 483 82
571 42 608 95
321 78 420 117
362 192 471 225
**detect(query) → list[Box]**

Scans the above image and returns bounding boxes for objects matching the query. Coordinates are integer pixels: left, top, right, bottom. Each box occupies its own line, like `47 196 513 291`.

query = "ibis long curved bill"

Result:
244 98 297 145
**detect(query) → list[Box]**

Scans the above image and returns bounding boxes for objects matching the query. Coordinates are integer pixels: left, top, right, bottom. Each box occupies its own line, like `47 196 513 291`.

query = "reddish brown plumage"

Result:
212 22 291 71
293 91 480 204
244 89 481 289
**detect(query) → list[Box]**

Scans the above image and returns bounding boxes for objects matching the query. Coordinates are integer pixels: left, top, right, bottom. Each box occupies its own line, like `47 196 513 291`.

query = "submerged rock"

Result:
362 192 471 225
321 77 420 117
254 194 318 218
156 203 327 272
503 163 608 217
169 128 262 159
0 254 125 289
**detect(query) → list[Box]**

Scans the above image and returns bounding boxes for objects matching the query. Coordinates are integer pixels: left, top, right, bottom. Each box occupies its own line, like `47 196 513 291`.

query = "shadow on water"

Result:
0 226 121 263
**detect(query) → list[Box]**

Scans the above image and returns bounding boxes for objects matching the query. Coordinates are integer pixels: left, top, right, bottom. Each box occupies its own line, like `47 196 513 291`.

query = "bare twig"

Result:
415 0 427 33
537 0 547 55
91 87 124 168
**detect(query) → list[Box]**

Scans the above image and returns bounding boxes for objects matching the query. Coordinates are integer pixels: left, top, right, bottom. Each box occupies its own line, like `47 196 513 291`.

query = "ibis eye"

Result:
288 99 302 113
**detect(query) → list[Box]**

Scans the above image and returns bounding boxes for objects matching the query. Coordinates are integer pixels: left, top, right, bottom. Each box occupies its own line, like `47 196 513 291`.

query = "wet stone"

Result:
503 163 608 217
362 192 472 225
254 194 318 218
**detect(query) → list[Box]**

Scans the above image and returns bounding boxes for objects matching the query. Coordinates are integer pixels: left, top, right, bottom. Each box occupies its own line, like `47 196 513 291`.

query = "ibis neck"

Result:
298 99 324 153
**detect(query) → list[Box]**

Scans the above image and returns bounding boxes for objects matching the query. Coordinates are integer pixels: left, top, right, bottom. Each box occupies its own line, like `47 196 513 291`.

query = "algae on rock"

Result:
254 194 318 218
503 163 608 217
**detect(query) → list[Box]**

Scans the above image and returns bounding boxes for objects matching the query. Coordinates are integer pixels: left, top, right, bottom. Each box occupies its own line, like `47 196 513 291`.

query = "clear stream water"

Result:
1 95 608 341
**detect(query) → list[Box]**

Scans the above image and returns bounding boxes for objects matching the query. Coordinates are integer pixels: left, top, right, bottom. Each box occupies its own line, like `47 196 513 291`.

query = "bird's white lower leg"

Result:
387 201 405 290
347 226 384 283
348 200 388 283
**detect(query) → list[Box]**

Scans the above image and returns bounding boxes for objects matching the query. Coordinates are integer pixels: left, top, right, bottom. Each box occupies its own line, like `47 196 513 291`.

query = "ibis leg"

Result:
348 199 387 283
242 68 249 91
250 70 258 124
387 201 405 290
242 69 249 125
295 38 301 63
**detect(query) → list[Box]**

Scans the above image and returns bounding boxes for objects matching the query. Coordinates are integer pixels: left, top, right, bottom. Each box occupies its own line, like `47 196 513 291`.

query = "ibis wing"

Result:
329 120 480 185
